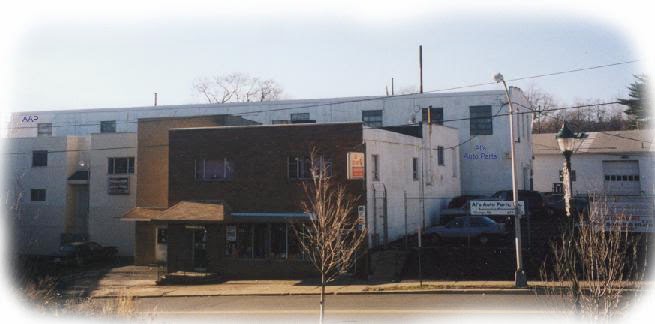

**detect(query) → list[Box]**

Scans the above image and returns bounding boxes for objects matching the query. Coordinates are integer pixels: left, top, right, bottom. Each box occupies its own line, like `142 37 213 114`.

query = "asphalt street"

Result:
126 293 574 323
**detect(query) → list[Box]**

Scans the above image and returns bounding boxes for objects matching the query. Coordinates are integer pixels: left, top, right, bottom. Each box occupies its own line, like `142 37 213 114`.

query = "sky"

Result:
1 1 651 112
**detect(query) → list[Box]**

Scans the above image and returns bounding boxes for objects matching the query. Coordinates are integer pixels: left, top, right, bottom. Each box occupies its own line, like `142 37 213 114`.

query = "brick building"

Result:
123 121 460 278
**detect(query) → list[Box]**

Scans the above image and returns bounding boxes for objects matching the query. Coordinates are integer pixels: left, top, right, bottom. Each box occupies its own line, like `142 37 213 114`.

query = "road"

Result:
123 293 572 323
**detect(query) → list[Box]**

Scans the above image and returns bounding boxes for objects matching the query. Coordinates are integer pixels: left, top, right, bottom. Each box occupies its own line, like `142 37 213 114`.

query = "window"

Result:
288 155 332 179
469 106 493 135
100 120 116 133
157 228 168 244
30 189 46 202
225 223 304 260
362 110 383 128
437 146 444 166
108 157 135 174
37 123 52 137
270 224 287 259
195 158 234 181
32 150 47 167
290 113 310 121
421 107 444 125
412 157 419 181
559 170 576 182
372 154 380 181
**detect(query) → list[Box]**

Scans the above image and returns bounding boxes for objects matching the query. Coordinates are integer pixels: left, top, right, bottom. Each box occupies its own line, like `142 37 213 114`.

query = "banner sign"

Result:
470 200 525 216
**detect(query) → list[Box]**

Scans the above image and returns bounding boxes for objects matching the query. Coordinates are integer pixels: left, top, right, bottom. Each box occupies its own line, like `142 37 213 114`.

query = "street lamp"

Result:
494 73 527 288
556 122 585 217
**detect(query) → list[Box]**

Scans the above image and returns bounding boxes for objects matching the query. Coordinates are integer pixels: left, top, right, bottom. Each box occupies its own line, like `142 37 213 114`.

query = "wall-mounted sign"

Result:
357 205 366 229
470 200 525 216
107 177 129 195
347 152 365 180
226 225 237 242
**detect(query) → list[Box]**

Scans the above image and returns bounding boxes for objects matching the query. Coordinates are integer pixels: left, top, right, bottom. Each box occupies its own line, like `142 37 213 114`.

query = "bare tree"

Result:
193 72 284 104
540 194 649 321
525 85 559 133
293 150 367 323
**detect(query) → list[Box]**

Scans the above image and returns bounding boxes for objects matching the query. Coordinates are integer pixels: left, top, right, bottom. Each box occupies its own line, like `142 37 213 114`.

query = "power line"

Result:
2 59 639 131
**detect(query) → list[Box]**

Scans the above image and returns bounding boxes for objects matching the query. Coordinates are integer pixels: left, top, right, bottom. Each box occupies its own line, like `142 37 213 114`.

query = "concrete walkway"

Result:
75 266 646 299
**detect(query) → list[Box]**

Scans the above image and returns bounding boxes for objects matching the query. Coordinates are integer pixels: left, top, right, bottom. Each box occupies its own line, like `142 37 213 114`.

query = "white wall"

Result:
1 136 88 255
7 90 532 196
88 133 137 256
533 152 655 196
363 123 460 245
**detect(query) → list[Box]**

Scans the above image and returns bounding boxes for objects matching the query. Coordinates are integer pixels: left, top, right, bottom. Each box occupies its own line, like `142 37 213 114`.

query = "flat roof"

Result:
533 129 655 155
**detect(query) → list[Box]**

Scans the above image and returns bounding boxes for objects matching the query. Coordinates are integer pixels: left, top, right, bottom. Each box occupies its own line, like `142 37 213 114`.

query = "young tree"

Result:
293 151 367 324
618 74 650 128
193 72 284 104
540 195 648 321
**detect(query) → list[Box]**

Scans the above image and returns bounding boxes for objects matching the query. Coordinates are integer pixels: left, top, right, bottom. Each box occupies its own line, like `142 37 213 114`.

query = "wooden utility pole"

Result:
391 77 395 96
154 92 158 106
419 45 423 94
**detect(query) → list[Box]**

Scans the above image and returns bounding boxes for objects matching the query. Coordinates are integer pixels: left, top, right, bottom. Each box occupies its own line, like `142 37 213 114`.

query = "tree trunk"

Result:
320 272 325 324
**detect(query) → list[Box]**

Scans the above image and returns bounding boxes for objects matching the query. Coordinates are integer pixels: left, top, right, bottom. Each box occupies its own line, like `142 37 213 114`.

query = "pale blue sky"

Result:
9 13 641 111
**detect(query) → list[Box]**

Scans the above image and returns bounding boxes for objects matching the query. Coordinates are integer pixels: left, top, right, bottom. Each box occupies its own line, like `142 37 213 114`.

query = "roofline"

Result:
169 121 364 132
10 90 507 115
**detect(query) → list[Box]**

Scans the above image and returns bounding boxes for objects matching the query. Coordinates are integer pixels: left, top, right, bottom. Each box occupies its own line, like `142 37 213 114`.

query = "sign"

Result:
357 205 366 230
470 200 525 216
347 152 365 180
107 177 129 195
226 225 237 242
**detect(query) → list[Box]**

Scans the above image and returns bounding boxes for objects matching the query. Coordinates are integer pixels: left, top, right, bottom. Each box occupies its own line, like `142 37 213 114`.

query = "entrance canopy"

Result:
121 201 228 222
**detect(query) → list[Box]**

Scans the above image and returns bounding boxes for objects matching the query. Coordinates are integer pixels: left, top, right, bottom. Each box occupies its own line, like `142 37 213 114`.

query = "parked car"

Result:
490 190 546 217
425 216 507 245
55 241 118 266
543 193 590 217
447 195 487 209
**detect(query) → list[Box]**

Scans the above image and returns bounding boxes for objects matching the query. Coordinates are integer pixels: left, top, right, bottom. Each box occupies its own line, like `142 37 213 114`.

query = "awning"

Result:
68 170 89 184
121 201 229 222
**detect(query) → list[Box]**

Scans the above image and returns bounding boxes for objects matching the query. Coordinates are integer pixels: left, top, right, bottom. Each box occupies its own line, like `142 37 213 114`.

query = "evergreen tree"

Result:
618 75 649 127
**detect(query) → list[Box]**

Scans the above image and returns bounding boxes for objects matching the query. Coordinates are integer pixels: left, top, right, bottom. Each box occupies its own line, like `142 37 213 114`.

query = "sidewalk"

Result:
72 266 646 299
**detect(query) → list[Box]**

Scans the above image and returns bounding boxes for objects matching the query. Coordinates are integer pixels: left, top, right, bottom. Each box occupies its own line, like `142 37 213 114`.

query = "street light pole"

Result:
556 122 584 217
494 73 527 288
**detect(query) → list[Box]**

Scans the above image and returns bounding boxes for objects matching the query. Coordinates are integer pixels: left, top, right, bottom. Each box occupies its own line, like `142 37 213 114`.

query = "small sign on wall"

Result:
226 225 237 242
347 152 365 180
107 177 129 195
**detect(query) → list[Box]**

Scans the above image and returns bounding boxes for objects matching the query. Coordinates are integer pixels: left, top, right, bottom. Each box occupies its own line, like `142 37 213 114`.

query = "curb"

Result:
90 288 536 299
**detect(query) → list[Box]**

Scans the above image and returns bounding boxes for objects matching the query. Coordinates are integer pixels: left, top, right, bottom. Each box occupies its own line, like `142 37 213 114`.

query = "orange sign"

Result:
347 152 365 180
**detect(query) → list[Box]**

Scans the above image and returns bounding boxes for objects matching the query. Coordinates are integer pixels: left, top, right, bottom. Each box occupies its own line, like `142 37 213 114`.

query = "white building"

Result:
532 129 655 196
3 90 533 255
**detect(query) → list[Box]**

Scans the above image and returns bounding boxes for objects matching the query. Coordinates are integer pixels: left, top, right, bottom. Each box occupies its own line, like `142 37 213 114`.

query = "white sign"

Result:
357 205 366 230
226 225 237 242
470 200 525 216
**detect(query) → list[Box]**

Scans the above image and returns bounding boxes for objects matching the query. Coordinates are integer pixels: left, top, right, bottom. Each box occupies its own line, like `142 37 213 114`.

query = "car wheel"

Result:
479 235 489 245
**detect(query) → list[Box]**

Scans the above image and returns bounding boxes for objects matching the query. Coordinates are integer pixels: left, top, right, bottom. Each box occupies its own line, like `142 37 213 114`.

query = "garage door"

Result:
603 160 641 195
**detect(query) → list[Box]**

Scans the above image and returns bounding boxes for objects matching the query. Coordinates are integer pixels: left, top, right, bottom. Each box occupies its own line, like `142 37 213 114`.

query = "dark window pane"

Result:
421 107 444 125
30 189 46 201
114 158 128 174
271 224 286 259
37 123 52 136
32 151 48 167
253 224 267 258
157 229 167 244
362 110 383 128
290 113 310 121
108 158 114 174
128 157 135 174
469 106 493 135
237 224 252 258
100 120 116 133
437 147 444 166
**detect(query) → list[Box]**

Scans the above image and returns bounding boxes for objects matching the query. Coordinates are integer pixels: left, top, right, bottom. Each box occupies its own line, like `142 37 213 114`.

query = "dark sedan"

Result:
55 241 118 266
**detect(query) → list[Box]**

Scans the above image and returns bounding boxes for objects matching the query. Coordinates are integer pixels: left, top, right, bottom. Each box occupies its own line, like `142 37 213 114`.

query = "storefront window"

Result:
236 224 252 258
253 224 268 258
270 224 287 259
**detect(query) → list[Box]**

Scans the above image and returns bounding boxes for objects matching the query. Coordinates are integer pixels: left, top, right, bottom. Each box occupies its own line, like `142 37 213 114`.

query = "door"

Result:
603 161 641 195
192 228 207 270
155 226 167 263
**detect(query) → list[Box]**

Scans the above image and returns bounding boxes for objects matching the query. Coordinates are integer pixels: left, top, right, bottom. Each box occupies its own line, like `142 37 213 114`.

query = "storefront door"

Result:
191 227 207 270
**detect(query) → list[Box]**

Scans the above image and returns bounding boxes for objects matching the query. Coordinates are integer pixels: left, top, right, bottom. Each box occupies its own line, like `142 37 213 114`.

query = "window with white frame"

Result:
108 157 135 174
195 158 234 181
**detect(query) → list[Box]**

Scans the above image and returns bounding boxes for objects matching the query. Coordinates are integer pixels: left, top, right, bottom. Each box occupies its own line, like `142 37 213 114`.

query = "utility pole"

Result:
391 77 395 96
154 92 158 106
494 73 527 288
419 45 423 93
